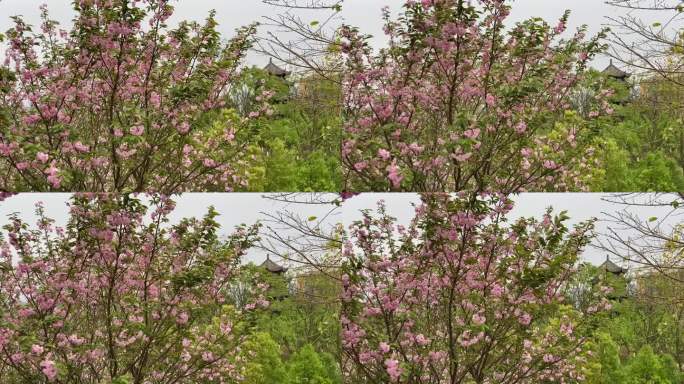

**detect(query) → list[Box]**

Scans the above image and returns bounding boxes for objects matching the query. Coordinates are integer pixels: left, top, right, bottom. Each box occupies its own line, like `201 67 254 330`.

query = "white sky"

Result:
1 193 681 267
0 193 341 265
0 0 653 70
341 193 683 266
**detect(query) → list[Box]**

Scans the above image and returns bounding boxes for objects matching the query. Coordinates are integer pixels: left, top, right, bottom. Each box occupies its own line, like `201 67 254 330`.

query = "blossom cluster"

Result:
0 194 268 383
341 193 611 383
340 0 608 192
0 1 270 193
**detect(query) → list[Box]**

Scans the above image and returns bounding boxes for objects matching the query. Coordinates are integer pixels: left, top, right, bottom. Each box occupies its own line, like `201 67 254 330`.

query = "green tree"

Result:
229 263 342 383
585 333 628 384
287 345 336 384
242 332 289 384
233 68 342 192
625 346 681 384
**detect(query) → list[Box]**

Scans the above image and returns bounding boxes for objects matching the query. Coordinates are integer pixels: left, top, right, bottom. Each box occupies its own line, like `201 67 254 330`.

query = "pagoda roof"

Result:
600 256 628 275
260 255 288 273
602 60 631 79
264 58 290 77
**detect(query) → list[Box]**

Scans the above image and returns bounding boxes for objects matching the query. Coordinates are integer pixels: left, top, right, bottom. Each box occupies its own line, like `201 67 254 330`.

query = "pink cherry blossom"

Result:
340 1 605 192
378 148 391 161
31 344 44 355
387 162 404 189
130 125 145 136
341 194 608 383
36 152 49 163
178 121 191 134
514 121 527 134
0 195 265 382
177 312 189 325
40 359 57 382
0 2 262 193
385 359 402 382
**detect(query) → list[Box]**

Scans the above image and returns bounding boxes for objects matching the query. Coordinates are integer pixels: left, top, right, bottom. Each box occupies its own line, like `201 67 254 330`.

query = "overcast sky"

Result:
341 193 682 266
0 193 341 265
1 193 681 268
0 0 649 70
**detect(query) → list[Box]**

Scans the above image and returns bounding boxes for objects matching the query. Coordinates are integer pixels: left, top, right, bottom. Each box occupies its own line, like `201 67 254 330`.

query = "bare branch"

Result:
605 0 684 82
594 193 684 285
256 0 345 80
257 193 344 280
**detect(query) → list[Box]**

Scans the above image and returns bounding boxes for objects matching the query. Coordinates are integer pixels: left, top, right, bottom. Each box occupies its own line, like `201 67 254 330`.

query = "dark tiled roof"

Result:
602 60 630 79
260 255 288 273
600 256 628 275
264 58 290 77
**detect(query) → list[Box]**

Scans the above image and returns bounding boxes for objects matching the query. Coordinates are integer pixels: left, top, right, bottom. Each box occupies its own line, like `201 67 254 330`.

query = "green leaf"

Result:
112 376 133 384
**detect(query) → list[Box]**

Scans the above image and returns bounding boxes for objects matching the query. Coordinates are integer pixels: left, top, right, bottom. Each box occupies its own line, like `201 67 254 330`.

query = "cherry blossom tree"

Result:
340 193 611 383
0 1 271 193
0 194 268 383
340 0 609 192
